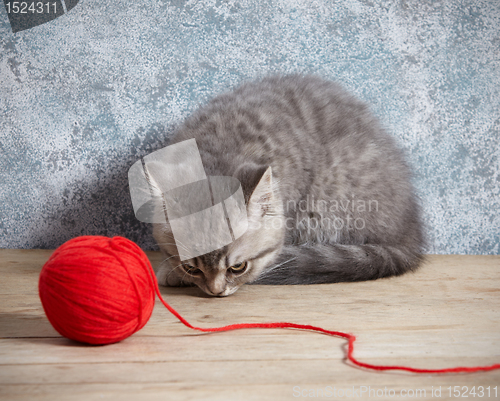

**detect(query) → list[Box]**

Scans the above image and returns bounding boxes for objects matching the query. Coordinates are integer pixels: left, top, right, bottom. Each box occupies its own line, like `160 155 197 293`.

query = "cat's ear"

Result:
234 163 274 216
234 164 270 200
248 166 274 217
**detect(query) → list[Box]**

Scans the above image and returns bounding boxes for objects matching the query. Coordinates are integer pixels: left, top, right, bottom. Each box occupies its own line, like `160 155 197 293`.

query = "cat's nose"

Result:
207 279 227 296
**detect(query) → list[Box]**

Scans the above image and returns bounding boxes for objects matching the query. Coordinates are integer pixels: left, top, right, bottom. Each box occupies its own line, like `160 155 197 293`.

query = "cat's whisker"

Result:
180 271 190 285
166 262 186 283
260 257 297 276
160 254 178 264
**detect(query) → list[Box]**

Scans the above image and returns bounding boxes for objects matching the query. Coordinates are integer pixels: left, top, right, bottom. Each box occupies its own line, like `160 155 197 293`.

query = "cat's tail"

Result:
252 243 424 285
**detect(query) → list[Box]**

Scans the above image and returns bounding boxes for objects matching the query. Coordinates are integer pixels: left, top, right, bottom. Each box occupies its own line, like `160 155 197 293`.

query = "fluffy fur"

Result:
153 75 424 296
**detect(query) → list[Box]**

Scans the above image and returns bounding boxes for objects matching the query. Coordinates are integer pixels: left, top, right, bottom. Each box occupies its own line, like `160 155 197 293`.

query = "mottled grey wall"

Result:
1 0 499 253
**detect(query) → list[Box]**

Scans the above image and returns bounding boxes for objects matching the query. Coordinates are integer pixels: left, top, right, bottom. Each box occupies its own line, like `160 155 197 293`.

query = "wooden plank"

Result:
0 250 162 295
1 330 498 365
1 358 500 384
1 381 500 401
0 250 499 401
4 282 498 338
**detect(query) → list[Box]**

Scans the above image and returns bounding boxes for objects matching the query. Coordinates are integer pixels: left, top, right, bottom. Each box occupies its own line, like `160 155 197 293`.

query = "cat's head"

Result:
153 165 285 296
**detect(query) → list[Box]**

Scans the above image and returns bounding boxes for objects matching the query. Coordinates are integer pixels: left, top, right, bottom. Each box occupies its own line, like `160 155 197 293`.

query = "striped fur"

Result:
154 75 425 295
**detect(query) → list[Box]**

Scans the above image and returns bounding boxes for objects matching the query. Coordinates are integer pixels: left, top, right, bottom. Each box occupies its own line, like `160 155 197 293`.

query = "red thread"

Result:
39 236 500 373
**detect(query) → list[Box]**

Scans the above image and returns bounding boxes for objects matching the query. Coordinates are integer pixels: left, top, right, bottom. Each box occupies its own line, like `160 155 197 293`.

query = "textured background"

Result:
1 0 499 254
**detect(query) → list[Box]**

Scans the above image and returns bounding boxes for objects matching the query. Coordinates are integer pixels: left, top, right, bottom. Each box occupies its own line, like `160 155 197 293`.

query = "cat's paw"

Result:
156 264 193 287
156 265 181 287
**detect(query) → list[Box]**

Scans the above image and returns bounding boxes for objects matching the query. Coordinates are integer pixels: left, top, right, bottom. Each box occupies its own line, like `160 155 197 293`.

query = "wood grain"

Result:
0 250 499 400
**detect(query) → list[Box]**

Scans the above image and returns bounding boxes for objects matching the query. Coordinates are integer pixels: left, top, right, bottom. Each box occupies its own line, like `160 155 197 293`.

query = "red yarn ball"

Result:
39 236 155 345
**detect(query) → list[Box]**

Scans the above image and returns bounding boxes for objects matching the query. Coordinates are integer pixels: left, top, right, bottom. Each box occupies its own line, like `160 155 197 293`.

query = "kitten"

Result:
153 75 424 296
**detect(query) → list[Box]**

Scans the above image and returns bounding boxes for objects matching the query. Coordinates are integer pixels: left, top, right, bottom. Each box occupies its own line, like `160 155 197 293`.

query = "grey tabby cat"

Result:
154 75 424 296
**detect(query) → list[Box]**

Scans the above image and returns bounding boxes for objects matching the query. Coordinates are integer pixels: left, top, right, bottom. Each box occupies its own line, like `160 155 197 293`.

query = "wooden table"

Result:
1 250 499 400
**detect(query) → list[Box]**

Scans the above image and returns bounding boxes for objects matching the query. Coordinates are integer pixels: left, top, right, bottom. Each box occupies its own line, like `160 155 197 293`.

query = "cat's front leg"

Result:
156 260 194 287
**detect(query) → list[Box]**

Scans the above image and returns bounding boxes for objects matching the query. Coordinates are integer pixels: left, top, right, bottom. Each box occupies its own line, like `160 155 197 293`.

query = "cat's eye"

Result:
229 261 247 274
182 264 202 276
